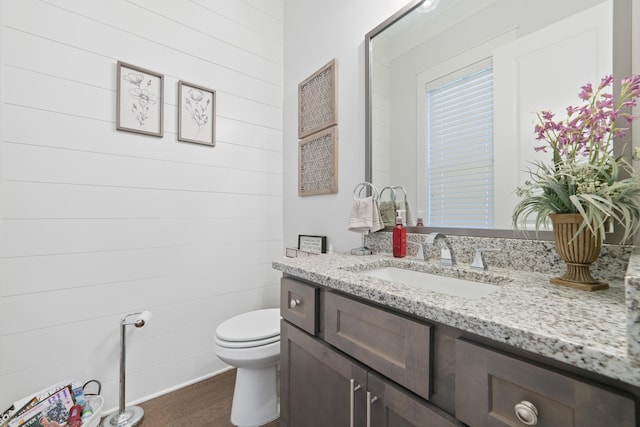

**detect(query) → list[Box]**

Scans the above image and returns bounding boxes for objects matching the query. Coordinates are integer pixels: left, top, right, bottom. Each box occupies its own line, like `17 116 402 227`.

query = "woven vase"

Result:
549 213 608 291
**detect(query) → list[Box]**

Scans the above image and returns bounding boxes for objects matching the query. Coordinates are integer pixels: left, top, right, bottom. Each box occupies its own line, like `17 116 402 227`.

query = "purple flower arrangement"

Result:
513 75 640 243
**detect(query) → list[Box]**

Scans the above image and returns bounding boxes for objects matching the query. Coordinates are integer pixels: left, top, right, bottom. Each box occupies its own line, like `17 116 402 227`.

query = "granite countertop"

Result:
273 252 640 387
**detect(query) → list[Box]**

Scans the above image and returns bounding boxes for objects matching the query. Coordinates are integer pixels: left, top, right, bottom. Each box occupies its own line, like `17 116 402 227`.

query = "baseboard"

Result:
101 366 235 416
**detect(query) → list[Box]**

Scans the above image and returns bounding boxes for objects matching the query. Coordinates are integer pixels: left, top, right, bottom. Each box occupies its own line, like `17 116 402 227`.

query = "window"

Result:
425 61 494 228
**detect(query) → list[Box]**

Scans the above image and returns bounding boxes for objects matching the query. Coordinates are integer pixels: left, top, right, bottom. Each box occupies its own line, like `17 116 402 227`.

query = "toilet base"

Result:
231 365 280 427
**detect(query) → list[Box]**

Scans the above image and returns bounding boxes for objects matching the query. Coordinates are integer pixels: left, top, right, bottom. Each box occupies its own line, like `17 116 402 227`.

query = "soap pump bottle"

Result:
393 214 406 258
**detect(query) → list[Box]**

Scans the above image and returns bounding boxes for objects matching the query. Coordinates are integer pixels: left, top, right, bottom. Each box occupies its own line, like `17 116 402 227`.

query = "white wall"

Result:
0 0 283 411
283 0 408 253
284 0 639 250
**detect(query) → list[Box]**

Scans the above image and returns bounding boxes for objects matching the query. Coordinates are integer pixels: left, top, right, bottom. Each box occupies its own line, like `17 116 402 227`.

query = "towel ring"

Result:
391 186 408 202
379 186 397 202
353 182 379 201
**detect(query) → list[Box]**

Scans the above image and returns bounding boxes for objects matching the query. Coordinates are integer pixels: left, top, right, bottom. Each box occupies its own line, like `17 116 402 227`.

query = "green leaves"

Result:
513 156 640 243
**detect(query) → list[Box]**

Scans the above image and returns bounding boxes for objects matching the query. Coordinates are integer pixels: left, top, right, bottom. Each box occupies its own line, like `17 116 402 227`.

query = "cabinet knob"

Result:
514 401 538 425
290 298 301 308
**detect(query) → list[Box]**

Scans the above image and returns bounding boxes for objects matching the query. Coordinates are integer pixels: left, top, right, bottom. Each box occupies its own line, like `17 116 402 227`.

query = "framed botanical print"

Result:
178 81 216 146
116 61 164 137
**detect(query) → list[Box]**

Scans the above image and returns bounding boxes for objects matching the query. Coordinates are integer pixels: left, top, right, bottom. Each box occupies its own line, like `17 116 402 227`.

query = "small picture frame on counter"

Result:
298 235 327 254
285 248 315 258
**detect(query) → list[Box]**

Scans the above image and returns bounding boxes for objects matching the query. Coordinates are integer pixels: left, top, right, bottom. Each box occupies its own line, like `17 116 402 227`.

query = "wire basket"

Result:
81 380 103 427
1 380 103 427
81 395 104 427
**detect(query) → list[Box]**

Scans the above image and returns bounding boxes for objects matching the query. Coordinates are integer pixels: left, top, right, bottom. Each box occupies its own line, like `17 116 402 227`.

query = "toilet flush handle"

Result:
290 298 302 309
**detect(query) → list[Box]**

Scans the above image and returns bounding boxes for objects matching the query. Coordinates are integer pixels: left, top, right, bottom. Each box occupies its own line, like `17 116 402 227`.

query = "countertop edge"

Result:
274 254 640 387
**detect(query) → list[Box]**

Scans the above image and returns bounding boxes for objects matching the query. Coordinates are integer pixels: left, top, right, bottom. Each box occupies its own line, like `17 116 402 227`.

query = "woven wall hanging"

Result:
298 59 338 139
298 126 338 196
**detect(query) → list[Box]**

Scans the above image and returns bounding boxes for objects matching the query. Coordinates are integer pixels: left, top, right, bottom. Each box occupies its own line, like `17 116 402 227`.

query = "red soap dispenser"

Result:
393 215 406 258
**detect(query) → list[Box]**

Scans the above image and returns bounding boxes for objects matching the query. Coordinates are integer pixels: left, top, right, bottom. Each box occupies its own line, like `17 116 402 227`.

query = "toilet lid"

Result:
216 308 280 342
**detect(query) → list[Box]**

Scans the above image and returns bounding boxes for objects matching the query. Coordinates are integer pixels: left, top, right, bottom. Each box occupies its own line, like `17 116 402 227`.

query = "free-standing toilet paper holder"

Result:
102 311 152 427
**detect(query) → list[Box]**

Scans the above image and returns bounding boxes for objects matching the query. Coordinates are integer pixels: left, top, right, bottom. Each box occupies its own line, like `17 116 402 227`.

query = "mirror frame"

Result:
365 0 633 242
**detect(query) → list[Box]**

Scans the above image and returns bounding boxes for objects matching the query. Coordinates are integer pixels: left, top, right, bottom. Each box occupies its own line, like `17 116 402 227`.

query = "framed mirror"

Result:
365 0 632 241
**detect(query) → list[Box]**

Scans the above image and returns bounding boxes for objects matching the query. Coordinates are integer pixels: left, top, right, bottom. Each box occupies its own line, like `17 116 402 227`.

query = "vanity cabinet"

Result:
280 278 462 427
455 339 636 426
280 276 637 427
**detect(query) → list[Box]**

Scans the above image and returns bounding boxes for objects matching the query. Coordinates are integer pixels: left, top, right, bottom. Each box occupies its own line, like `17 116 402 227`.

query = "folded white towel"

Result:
371 199 384 232
348 196 384 233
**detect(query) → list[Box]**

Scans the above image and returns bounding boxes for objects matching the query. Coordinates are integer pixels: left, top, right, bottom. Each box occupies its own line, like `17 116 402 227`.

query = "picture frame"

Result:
298 59 338 139
178 80 216 146
285 247 316 258
299 126 338 196
298 235 327 254
116 61 164 137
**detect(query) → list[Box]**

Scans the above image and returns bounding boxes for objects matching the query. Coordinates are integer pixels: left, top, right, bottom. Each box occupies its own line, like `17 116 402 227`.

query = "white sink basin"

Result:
356 267 499 299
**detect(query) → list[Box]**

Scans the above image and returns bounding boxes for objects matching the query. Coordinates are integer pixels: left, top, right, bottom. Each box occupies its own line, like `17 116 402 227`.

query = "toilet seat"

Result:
215 334 280 349
215 308 280 349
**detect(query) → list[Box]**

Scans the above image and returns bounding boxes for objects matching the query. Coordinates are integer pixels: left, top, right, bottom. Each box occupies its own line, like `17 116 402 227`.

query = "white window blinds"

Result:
426 63 494 228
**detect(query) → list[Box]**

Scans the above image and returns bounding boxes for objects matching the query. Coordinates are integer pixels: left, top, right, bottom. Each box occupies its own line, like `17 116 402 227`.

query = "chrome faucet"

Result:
425 232 456 266
470 247 501 270
408 242 428 261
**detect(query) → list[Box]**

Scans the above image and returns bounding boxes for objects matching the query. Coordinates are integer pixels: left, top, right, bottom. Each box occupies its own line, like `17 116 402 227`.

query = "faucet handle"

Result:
471 248 500 270
408 242 427 261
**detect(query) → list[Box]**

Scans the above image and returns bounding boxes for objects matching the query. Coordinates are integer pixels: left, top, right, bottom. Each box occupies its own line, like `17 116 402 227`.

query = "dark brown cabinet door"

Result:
324 291 432 400
455 339 636 427
367 372 465 427
281 321 368 427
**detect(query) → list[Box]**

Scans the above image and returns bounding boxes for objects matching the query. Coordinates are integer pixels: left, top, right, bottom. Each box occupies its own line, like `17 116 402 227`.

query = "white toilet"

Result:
214 308 281 427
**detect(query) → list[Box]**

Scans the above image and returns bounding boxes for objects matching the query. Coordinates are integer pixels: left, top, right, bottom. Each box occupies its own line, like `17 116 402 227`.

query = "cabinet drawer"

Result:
281 277 318 335
324 291 432 400
455 338 636 427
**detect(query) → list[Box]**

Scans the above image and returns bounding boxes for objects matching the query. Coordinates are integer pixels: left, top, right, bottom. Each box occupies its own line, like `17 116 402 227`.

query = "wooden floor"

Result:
138 369 280 427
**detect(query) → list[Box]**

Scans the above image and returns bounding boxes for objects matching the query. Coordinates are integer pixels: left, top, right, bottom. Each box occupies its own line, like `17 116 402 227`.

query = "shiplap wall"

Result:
370 37 392 190
0 0 283 411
